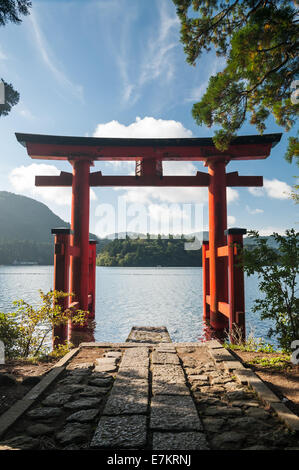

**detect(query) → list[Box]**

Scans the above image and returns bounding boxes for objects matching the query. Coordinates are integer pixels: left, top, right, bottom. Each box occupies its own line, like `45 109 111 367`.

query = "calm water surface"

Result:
0 266 274 344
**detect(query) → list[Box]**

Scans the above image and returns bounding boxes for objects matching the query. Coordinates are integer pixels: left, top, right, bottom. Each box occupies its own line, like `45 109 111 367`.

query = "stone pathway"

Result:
0 328 298 450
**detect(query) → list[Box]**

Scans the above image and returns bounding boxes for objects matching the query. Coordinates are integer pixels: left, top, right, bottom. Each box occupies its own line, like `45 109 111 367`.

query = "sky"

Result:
0 0 298 238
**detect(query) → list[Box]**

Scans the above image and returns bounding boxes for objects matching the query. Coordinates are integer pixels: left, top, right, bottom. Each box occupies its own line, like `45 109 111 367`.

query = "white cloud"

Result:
264 179 292 199
248 178 292 199
29 11 84 103
228 215 236 225
246 205 264 215
254 227 286 236
93 116 193 139
0 46 7 60
9 164 97 206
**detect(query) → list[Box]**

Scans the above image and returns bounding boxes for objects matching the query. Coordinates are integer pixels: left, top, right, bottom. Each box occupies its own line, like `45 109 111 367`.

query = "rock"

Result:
42 392 72 407
153 432 209 450
210 376 233 385
56 384 86 394
2 435 39 450
189 374 209 382
225 390 250 401
66 409 99 423
94 361 117 373
27 423 55 437
211 431 246 450
199 385 225 395
103 351 122 359
103 378 148 415
202 406 243 417
22 376 41 386
245 407 271 420
228 416 270 431
67 362 94 370
95 357 117 366
88 377 113 388
64 397 103 410
56 423 90 445
0 373 17 386
27 407 63 420
242 445 271 450
91 415 147 449
79 385 110 397
150 395 203 431
195 397 224 407
58 376 85 386
243 400 260 408
202 417 226 433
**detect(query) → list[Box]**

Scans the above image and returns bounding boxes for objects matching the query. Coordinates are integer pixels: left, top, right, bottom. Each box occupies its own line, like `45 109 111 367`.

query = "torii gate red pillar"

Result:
208 161 228 330
70 160 90 310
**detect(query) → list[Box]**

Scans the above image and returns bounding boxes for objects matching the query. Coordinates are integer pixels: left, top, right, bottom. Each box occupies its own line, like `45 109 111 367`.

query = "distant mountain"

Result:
0 192 101 265
0 191 69 243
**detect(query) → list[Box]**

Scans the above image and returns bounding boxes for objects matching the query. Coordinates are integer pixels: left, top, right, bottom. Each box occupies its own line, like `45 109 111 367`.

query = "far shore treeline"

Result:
96 235 202 267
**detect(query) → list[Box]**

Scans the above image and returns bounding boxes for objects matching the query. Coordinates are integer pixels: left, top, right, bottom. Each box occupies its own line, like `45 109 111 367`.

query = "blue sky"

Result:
0 0 298 237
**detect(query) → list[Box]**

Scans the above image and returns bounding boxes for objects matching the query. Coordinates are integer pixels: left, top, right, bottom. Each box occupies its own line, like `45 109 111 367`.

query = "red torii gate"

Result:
15 132 281 345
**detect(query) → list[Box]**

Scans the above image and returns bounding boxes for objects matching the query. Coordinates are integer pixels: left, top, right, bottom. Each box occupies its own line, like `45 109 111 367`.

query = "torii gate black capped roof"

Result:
15 132 282 161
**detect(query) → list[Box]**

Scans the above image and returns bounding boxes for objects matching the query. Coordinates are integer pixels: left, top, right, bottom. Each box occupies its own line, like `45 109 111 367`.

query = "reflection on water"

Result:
0 265 275 344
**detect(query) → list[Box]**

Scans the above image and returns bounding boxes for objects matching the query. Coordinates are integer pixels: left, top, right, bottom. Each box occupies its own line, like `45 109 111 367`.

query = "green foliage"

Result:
0 0 31 27
290 180 299 204
0 290 87 359
96 236 202 267
0 2 31 117
0 80 19 117
224 327 278 352
173 0 299 164
242 229 299 351
49 341 74 359
247 354 291 370
0 312 21 358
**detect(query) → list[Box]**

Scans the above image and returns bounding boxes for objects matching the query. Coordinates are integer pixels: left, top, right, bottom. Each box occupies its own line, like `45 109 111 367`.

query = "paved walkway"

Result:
0 327 298 450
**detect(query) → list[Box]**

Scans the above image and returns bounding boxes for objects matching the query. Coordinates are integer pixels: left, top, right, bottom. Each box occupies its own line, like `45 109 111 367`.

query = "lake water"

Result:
0 266 274 344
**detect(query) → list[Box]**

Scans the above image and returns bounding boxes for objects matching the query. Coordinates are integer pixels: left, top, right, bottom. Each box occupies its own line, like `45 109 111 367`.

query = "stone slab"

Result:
94 363 117 373
103 379 148 415
152 365 186 384
209 348 236 363
235 368 256 385
270 402 299 432
117 367 148 381
245 373 281 404
150 395 203 431
127 326 171 344
206 340 223 349
152 351 180 365
223 361 246 371
152 382 190 396
91 415 147 449
95 357 117 366
103 351 122 359
152 432 209 450
64 397 103 410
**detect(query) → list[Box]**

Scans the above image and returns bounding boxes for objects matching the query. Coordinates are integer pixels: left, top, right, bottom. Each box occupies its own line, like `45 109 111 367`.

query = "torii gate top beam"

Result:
15 133 281 162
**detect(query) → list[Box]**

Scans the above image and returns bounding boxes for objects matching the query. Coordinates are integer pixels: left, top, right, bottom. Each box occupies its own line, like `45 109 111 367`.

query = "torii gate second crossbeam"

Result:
15 132 281 345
